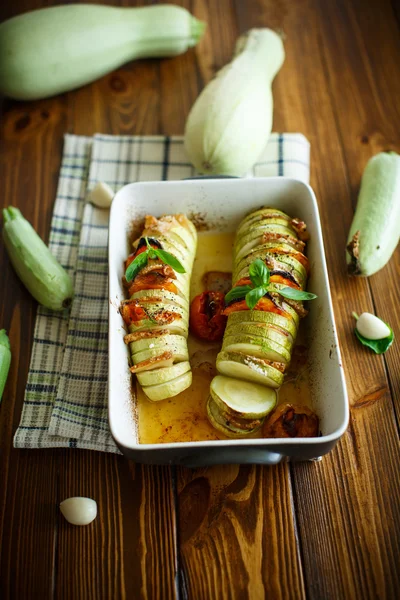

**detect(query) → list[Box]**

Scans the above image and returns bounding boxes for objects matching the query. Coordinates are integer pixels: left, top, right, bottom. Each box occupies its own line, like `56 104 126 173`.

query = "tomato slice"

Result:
128 272 178 296
223 297 289 318
190 291 227 341
121 301 148 326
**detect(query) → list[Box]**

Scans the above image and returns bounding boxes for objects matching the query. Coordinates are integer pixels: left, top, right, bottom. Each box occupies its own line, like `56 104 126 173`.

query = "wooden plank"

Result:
312 0 400 418
174 2 305 598
177 464 305 599
0 43 67 594
234 0 400 597
56 454 177 600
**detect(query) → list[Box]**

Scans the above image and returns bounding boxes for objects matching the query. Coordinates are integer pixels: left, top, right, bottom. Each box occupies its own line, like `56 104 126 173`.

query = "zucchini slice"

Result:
130 289 187 310
136 361 191 387
222 334 292 364
234 251 307 286
206 396 264 438
235 225 301 262
129 333 186 356
216 351 284 388
128 318 188 336
226 310 298 337
225 320 295 345
142 370 192 401
131 336 189 365
210 375 277 419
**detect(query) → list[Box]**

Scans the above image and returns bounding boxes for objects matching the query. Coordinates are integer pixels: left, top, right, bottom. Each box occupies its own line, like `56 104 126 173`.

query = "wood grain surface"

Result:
0 1 399 599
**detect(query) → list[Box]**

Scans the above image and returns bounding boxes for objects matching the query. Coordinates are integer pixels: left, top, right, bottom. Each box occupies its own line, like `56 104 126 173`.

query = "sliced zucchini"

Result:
234 240 300 268
226 310 298 337
136 361 191 387
237 214 293 236
142 370 192 401
128 318 188 337
235 225 300 262
225 320 295 344
210 375 277 419
222 334 292 364
130 333 186 356
234 250 307 286
234 259 305 289
216 351 284 388
224 326 293 352
132 337 188 365
206 396 264 438
130 289 188 310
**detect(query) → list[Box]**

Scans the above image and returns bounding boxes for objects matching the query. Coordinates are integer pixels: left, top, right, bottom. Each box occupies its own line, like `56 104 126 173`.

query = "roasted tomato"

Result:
190 291 227 341
264 403 319 438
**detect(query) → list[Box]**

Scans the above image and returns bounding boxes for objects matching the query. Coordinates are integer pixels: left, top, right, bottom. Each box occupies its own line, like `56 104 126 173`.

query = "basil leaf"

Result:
354 325 394 354
245 286 268 310
249 259 269 288
152 248 186 273
125 251 149 282
278 287 317 301
225 285 252 305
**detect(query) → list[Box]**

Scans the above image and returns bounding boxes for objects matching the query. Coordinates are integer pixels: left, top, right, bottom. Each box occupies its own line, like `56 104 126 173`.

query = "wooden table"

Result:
1 1 399 598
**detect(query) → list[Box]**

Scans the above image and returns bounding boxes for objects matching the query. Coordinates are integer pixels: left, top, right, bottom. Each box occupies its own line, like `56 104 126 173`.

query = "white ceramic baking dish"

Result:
108 178 348 466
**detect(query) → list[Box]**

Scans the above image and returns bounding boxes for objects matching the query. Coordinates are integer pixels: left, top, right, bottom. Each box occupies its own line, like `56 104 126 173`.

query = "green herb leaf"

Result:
354 325 394 354
245 286 268 310
125 251 149 283
225 285 253 305
249 259 269 287
152 248 186 273
278 287 317 301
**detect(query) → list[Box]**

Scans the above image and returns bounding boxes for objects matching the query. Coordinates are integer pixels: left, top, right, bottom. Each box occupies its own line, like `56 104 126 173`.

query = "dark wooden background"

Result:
1 1 399 598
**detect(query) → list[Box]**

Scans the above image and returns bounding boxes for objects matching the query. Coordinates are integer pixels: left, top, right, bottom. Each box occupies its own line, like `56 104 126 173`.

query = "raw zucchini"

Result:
346 151 400 276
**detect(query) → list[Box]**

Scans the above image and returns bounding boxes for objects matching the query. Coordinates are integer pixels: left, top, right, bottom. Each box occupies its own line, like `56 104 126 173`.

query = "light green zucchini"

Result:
210 375 276 419
2 207 74 311
346 151 400 276
136 361 191 387
0 4 205 100
142 371 192 401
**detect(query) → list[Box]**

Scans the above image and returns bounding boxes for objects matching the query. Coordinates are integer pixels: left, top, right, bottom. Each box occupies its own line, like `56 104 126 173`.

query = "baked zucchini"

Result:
121 214 197 400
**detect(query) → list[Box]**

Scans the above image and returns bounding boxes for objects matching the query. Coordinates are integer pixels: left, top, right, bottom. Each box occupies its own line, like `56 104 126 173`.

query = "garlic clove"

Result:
60 497 97 526
89 182 114 209
356 312 390 340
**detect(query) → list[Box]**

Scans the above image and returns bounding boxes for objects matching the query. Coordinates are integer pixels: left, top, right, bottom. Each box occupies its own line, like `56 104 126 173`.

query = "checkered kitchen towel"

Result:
13 133 310 453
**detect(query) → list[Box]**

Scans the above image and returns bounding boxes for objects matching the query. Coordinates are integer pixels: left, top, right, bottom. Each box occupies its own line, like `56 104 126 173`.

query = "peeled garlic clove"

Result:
89 182 114 209
60 497 97 526
356 312 390 340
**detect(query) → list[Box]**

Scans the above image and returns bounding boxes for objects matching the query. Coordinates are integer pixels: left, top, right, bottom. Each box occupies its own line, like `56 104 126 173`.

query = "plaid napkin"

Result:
14 133 310 453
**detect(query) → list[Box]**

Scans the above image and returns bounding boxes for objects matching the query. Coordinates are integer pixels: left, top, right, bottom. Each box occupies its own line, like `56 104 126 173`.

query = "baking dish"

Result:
108 178 349 465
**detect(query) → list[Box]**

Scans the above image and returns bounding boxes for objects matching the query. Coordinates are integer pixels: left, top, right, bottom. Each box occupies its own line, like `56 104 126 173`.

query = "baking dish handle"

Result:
180 450 284 468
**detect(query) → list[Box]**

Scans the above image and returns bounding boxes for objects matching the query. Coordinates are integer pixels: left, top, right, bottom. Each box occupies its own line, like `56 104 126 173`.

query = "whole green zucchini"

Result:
0 4 205 100
2 207 74 311
346 152 400 276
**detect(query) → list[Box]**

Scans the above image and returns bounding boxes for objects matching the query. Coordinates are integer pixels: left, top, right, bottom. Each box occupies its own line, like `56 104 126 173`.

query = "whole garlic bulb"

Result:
60 497 97 526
